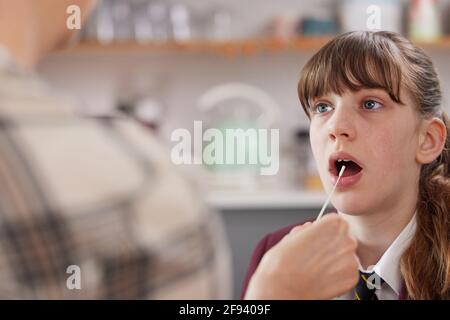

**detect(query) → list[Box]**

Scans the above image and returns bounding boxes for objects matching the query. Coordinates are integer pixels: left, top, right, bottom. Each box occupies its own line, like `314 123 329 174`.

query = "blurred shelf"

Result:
61 36 450 56
415 37 450 49
206 190 327 211
61 37 333 55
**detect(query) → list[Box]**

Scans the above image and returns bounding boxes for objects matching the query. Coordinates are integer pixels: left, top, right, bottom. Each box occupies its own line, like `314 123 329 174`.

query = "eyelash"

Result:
311 99 384 115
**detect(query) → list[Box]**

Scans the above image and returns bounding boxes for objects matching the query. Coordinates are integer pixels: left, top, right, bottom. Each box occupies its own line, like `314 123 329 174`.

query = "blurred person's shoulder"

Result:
0 56 201 220
0 55 231 299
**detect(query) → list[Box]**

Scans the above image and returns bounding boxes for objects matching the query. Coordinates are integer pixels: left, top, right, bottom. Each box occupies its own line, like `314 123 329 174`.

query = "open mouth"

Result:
334 159 363 177
329 152 364 177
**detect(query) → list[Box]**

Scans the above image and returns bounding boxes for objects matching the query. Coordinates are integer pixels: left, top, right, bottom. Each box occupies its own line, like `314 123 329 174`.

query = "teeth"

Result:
337 159 351 162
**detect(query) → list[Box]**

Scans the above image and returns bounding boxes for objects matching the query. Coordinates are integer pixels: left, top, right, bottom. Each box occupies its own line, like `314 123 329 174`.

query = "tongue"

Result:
341 161 362 177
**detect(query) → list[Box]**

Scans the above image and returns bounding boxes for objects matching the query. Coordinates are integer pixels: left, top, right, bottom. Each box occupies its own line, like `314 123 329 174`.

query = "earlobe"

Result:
416 118 447 164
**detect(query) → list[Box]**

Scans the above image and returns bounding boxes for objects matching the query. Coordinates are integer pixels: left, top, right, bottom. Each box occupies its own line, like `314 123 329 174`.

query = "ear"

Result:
416 117 447 164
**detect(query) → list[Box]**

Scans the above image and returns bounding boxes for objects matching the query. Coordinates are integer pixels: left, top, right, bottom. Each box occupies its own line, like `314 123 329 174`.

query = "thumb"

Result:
289 221 313 235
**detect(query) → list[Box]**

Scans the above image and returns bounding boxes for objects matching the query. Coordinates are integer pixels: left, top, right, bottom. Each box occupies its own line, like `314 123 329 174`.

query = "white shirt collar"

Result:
360 213 417 296
335 212 417 300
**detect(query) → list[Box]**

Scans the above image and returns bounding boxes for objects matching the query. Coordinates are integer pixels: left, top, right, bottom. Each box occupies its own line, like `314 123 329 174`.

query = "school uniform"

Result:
241 213 417 300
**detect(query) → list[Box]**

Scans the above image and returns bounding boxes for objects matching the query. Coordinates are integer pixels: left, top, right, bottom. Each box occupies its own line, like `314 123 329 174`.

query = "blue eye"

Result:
363 100 383 110
314 103 333 114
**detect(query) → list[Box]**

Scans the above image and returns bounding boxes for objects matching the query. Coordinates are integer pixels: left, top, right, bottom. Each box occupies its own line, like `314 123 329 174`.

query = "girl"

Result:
242 31 449 300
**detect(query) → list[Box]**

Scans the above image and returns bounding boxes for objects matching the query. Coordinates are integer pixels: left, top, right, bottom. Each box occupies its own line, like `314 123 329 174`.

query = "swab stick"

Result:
315 165 346 222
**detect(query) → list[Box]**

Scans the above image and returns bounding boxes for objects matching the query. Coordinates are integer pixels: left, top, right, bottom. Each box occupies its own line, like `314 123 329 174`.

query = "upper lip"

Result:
328 151 364 176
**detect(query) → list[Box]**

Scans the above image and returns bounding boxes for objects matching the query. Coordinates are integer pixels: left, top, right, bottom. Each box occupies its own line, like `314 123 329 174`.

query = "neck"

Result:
0 2 58 71
340 193 417 269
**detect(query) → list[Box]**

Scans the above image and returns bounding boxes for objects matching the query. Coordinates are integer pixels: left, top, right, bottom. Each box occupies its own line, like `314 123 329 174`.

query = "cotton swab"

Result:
315 165 346 222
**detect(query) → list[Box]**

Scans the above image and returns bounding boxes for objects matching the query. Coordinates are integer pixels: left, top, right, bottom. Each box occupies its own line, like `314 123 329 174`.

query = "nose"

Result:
327 106 356 142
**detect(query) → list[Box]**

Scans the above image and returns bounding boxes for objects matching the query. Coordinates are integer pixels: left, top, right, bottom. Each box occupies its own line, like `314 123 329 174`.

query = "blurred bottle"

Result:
133 0 153 43
170 3 192 42
294 129 322 191
409 0 442 41
444 2 450 35
294 129 309 186
299 6 338 37
82 0 114 44
148 0 171 41
268 14 299 40
111 0 134 41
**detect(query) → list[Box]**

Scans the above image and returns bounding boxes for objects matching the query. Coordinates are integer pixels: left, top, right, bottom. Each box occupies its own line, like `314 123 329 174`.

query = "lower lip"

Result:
330 170 363 189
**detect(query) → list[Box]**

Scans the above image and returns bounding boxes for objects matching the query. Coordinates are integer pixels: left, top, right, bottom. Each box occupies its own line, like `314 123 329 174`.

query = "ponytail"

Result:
401 112 450 299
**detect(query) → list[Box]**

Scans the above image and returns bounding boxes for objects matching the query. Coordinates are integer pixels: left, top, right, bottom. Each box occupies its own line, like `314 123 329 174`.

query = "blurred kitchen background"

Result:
38 0 450 298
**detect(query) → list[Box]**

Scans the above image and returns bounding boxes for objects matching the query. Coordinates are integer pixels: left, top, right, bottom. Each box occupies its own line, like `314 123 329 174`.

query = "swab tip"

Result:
338 165 346 177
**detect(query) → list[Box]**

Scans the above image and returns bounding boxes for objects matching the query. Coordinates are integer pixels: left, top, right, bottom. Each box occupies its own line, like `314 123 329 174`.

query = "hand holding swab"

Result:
315 165 346 222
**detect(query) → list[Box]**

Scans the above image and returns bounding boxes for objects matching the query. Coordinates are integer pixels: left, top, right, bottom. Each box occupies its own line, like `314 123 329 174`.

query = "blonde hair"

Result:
298 31 450 299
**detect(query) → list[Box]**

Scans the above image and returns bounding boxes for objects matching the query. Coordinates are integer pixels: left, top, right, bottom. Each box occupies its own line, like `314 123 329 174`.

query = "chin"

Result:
331 193 371 216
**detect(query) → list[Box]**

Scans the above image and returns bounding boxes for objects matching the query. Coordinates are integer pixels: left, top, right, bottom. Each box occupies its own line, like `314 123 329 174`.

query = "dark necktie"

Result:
354 271 384 300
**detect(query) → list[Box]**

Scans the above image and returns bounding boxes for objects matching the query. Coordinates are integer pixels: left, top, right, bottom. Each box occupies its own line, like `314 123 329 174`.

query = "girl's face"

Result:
309 88 422 216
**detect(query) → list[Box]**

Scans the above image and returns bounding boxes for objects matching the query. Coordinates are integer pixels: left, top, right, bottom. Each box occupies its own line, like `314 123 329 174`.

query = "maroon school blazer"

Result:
240 220 409 300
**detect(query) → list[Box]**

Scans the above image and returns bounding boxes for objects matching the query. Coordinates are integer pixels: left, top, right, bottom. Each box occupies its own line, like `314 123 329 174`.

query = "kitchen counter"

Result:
206 190 327 211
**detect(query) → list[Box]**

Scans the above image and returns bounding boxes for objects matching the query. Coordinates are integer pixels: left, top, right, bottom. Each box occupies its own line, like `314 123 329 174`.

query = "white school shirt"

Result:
336 213 417 300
